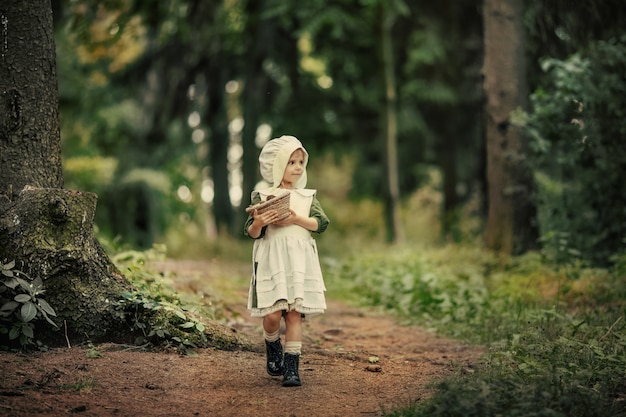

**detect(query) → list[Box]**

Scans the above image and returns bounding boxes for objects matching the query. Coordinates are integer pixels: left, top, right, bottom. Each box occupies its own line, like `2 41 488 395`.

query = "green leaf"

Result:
22 324 34 339
14 294 31 303
3 277 19 289
32 277 44 289
1 301 19 311
16 278 32 293
1 260 15 270
180 321 195 329
86 349 102 359
37 299 56 316
195 323 205 332
42 311 58 327
21 302 37 322
9 326 20 340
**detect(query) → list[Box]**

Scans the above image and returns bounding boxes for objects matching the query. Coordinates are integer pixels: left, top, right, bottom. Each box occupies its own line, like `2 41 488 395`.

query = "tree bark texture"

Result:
0 0 63 198
0 1 133 345
482 0 537 254
0 187 131 344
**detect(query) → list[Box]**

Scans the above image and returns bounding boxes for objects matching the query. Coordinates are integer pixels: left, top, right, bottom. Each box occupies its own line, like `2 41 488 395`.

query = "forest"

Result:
46 0 624 263
1 0 625 416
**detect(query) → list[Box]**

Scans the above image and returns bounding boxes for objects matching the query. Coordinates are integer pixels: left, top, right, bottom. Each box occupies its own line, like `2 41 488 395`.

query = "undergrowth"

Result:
0 260 58 349
110 245 235 354
329 245 626 417
2 239 244 353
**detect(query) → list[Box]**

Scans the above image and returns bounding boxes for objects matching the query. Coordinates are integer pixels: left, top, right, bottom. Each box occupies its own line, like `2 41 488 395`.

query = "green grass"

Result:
61 376 97 392
328 245 626 417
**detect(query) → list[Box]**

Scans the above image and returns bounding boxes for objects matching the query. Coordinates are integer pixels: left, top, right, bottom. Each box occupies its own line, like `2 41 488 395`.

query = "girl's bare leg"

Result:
263 310 282 334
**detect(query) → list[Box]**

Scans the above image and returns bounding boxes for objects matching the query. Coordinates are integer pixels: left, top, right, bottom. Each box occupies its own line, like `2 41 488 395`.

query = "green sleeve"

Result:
310 195 330 234
243 193 266 239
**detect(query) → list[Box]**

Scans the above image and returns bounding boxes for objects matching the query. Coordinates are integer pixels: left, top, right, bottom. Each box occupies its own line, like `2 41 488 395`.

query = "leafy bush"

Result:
330 246 626 417
521 35 626 266
395 309 626 417
0 261 58 348
330 246 494 340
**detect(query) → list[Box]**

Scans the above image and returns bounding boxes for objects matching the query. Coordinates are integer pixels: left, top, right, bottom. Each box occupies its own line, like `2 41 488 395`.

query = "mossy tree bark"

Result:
0 188 132 344
0 0 131 345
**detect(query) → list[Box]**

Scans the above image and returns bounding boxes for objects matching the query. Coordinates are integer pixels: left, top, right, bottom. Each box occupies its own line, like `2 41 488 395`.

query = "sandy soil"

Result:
0 260 483 417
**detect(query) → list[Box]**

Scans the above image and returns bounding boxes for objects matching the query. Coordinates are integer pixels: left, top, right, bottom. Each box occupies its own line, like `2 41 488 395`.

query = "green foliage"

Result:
392 311 626 417
0 261 58 349
56 3 206 249
331 247 490 334
85 342 103 359
110 247 225 354
61 376 97 392
330 246 626 417
55 0 485 245
520 36 626 265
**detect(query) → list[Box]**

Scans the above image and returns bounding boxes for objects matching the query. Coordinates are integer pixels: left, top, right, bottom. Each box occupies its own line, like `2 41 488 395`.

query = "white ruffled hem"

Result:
249 298 325 318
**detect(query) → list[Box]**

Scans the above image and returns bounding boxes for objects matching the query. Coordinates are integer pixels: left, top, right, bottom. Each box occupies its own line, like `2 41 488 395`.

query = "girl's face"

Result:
280 149 305 189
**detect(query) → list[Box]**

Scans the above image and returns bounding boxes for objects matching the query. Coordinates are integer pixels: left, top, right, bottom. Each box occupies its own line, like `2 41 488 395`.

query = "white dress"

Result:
247 188 327 317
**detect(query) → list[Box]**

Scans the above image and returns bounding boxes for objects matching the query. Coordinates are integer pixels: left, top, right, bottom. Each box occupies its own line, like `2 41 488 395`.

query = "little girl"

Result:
244 135 329 387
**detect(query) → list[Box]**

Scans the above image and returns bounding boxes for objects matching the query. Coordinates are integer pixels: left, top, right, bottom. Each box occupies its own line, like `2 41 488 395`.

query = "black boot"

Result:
265 339 284 376
282 353 302 387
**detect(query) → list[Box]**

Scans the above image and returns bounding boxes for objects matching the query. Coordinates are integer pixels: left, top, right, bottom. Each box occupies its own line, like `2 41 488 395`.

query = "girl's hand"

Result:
274 209 297 226
247 209 281 238
276 210 319 231
252 209 281 227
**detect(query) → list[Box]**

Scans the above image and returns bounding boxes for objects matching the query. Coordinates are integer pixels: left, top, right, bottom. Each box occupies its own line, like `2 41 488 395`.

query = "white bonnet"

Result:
259 135 308 188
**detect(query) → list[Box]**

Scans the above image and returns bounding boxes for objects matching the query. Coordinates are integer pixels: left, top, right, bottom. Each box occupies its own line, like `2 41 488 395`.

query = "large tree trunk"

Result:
0 187 131 343
0 0 63 196
0 0 130 345
482 0 537 254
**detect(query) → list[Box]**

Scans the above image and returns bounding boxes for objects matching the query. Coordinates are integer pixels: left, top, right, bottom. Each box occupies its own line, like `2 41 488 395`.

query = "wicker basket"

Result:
245 190 291 220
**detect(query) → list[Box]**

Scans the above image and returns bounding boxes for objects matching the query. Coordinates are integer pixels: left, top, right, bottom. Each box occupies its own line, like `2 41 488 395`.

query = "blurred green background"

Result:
52 0 625 266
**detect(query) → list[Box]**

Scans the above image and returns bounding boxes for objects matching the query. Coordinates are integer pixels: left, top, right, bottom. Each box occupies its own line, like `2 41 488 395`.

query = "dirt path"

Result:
0 260 482 417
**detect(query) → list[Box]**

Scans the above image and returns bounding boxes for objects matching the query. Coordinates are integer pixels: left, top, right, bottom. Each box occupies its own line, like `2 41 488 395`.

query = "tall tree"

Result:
379 1 404 243
0 0 63 194
239 0 277 231
0 0 130 344
482 0 537 254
